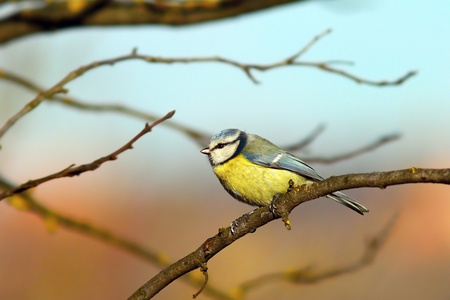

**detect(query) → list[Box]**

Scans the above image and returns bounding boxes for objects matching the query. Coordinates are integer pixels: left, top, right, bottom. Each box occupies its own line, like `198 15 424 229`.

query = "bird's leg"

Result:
268 180 295 230
269 194 283 217
269 194 291 230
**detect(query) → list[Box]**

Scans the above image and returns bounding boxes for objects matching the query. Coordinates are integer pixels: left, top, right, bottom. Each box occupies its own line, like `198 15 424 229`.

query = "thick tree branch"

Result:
129 167 449 300
0 110 175 202
0 0 308 44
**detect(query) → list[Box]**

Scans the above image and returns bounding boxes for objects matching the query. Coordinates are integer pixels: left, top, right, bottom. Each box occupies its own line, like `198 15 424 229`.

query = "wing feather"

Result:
242 151 323 181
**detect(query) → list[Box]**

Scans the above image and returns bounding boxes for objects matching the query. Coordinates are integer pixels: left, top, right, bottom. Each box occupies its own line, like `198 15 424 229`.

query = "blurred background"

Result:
0 0 449 299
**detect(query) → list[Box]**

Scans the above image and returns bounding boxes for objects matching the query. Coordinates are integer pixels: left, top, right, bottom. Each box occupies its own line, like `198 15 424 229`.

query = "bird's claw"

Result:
269 194 282 217
230 220 238 235
230 209 258 235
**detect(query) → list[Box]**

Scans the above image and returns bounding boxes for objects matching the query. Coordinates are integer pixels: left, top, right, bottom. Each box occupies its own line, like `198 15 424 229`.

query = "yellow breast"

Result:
213 154 309 206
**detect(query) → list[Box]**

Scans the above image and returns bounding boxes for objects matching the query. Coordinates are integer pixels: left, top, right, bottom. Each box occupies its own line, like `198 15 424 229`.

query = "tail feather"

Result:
326 191 369 215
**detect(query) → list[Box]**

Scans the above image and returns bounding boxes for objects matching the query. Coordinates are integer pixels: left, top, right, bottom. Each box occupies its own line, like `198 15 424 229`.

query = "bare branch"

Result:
304 133 401 164
0 36 415 139
236 213 397 295
0 68 403 163
192 263 209 299
0 68 210 146
0 110 175 201
51 99 211 147
128 168 450 300
236 28 417 86
286 28 332 60
249 56 417 86
0 68 403 161
296 62 418 87
0 175 165 263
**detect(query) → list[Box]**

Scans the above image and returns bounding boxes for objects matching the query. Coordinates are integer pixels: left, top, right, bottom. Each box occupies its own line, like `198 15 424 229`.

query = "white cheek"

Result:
211 142 239 165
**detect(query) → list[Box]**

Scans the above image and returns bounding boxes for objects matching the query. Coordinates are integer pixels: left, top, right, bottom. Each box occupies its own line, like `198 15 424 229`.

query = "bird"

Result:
200 128 368 215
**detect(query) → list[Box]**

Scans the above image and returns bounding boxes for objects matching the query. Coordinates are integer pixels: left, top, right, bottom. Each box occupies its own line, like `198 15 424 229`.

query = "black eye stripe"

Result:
213 140 236 150
213 142 229 150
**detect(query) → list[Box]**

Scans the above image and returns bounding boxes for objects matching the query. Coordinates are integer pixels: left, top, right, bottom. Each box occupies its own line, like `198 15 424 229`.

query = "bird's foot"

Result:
230 208 258 235
270 193 292 230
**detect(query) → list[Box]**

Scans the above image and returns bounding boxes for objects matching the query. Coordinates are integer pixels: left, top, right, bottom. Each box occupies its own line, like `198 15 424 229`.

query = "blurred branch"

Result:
236 213 397 296
0 32 416 139
0 69 401 157
0 0 309 45
0 110 175 202
129 167 450 300
0 176 235 300
53 99 211 147
0 175 167 264
0 68 210 146
298 62 417 86
304 133 401 164
283 123 326 152
244 28 417 86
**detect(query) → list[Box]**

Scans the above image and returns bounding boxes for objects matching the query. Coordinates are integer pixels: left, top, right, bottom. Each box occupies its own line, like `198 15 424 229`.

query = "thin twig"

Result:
0 110 175 201
57 100 211 146
304 133 401 164
283 123 326 152
193 263 209 299
287 28 332 61
295 62 418 86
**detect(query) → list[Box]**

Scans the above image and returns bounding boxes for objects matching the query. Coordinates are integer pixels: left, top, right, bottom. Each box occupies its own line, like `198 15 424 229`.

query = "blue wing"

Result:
242 151 369 215
242 151 323 181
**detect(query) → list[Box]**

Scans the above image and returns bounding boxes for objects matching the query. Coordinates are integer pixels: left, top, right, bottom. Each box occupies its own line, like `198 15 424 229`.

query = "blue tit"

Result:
201 129 368 215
